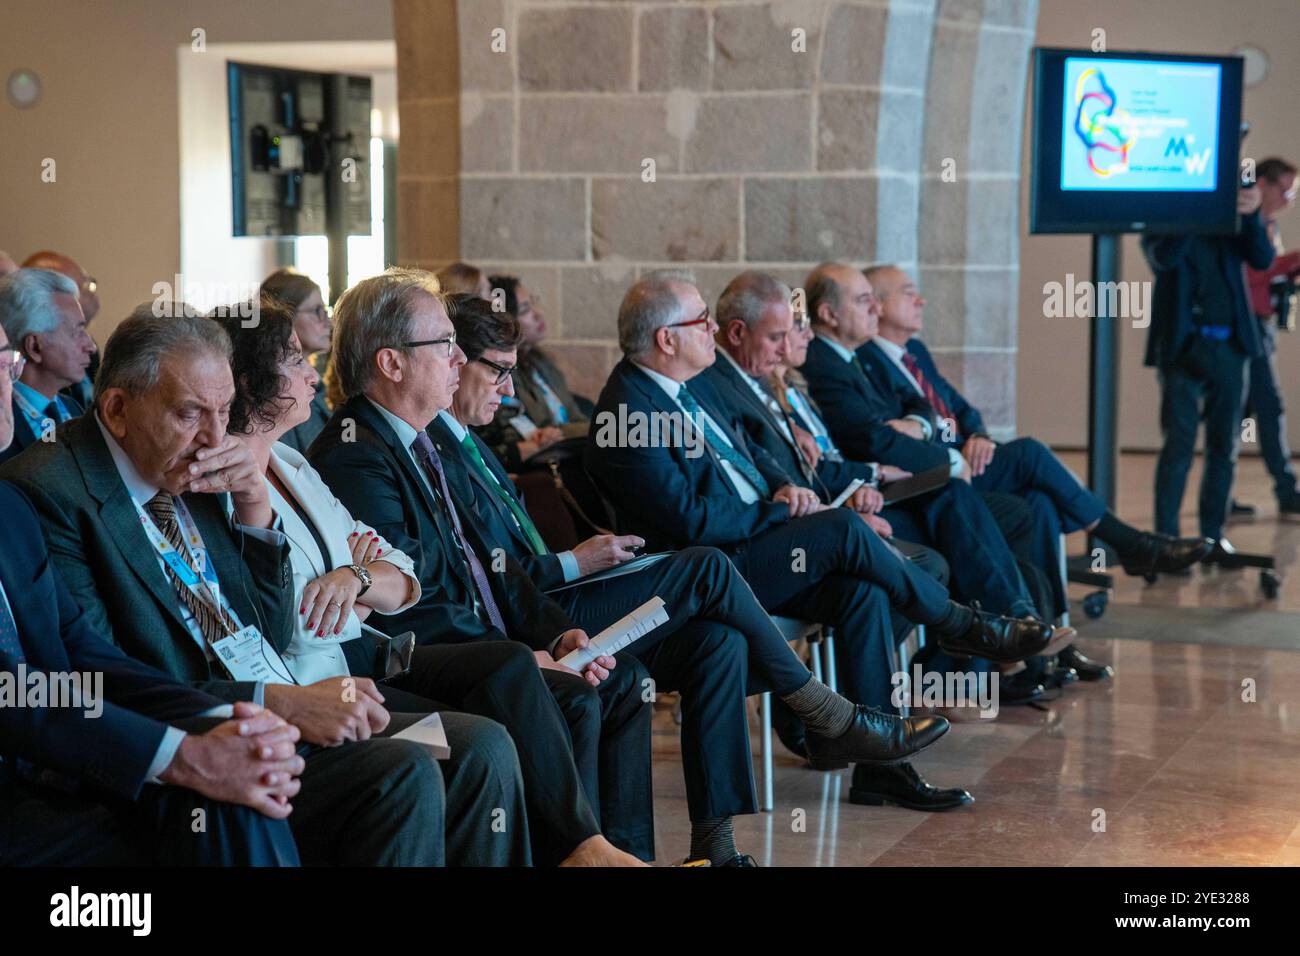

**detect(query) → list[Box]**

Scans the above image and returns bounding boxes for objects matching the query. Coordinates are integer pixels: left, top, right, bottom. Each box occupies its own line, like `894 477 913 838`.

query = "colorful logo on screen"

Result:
1072 68 1136 178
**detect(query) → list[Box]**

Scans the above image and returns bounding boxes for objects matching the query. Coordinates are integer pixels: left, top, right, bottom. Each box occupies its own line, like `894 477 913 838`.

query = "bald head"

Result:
864 264 925 344
803 262 879 349
22 249 99 323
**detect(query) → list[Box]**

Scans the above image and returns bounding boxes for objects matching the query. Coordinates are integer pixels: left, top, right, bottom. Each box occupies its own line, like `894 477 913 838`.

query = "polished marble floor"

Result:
646 452 1300 866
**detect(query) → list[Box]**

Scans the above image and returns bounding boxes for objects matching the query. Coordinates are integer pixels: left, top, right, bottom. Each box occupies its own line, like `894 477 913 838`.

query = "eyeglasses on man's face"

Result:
0 346 26 382
402 331 457 358
666 306 714 331
475 356 515 385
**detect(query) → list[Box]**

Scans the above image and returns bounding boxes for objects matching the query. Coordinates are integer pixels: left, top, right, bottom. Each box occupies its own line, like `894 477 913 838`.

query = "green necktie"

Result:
460 433 548 555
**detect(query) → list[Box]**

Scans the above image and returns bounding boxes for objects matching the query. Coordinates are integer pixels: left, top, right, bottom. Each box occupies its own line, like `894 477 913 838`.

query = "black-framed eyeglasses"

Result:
476 356 515 385
402 331 457 357
666 306 713 331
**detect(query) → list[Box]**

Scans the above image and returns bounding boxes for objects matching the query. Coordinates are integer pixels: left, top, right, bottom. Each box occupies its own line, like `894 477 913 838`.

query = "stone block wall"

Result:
393 0 1038 430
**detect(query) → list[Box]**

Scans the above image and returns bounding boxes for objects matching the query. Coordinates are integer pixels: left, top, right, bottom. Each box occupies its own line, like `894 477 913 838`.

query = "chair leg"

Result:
760 692 774 812
1057 533 1071 627
822 631 837 694
809 639 824 683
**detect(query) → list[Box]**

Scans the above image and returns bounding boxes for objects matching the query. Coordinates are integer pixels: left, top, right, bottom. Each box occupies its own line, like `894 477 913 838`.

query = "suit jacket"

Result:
0 481 227 801
482 349 591 470
1140 209 1276 367
266 443 421 684
699 356 870 502
428 416 568 591
802 336 950 474
585 358 795 553
0 391 84 466
856 338 984 447
0 415 294 702
307 395 572 654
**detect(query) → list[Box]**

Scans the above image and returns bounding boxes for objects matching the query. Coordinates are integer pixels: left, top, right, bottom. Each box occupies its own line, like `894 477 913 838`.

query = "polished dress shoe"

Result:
1057 644 1113 682
936 604 1072 663
1043 663 1080 690
1119 532 1213 577
849 761 973 811
805 706 948 770
998 668 1045 704
1230 498 1257 518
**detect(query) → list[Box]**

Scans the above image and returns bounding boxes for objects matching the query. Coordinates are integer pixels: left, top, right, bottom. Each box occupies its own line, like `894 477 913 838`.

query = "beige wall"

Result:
0 0 393 345
1018 0 1300 452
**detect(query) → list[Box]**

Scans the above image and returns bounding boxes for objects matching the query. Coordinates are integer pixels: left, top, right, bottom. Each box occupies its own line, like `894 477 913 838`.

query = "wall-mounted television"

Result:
1029 48 1244 235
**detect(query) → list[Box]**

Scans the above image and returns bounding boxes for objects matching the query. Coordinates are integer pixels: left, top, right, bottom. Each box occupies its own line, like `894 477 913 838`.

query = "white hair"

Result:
0 268 80 351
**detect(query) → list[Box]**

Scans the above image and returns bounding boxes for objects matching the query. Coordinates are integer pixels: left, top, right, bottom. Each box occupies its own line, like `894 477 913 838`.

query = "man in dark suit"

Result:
801 262 1211 587
0 480 305 865
587 273 1075 808
20 249 101 410
0 268 95 465
308 268 647 866
0 311 477 867
1142 184 1279 545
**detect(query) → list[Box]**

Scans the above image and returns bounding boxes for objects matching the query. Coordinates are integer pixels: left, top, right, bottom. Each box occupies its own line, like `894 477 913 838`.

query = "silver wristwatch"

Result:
347 563 373 597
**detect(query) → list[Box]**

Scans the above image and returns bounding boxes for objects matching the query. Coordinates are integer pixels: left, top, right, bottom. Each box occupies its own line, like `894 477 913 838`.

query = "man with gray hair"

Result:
0 268 96 465
0 310 455 866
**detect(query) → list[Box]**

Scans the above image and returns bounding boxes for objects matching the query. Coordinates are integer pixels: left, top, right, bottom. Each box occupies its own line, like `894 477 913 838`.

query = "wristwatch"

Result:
347 563 373 597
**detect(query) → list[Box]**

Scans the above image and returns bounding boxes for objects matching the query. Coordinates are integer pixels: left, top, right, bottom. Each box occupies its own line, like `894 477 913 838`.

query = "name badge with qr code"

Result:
210 626 284 683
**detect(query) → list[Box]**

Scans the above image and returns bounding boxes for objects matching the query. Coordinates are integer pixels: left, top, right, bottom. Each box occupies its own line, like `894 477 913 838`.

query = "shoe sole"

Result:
849 789 973 811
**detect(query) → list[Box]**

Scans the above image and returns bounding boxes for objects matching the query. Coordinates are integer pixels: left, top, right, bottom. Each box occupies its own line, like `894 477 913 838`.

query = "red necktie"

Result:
901 353 960 440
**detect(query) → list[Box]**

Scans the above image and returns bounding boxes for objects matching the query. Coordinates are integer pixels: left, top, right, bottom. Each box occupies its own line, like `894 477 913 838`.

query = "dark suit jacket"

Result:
1140 210 1276 367
427 416 568 592
0 391 84 466
585 358 795 553
856 339 984 447
0 416 294 702
482 349 591 471
0 481 225 800
802 336 950 474
699 357 871 502
307 395 572 654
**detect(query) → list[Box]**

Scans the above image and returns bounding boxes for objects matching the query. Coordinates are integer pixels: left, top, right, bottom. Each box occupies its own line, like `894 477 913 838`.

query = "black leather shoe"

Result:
805 706 949 769
936 603 1070 663
770 697 808 759
1119 532 1214 577
716 853 758 867
849 761 973 811
998 669 1045 704
1043 663 1080 689
1057 644 1113 682
1230 498 1257 518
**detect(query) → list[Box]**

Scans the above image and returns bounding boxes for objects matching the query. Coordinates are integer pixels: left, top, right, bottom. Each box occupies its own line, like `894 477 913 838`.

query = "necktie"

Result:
46 399 69 424
901 353 960 440
675 384 771 497
410 433 508 634
144 492 238 644
460 434 547 555
0 583 24 664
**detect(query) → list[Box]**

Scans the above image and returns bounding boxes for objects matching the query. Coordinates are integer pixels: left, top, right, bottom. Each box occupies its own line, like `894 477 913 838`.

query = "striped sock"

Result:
689 816 736 866
782 674 855 737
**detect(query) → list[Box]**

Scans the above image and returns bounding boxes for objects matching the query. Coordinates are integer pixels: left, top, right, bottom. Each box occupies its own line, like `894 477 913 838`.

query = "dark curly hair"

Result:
211 297 299 435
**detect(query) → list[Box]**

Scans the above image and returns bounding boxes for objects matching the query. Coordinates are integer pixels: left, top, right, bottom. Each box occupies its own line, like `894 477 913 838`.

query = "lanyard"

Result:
137 495 241 637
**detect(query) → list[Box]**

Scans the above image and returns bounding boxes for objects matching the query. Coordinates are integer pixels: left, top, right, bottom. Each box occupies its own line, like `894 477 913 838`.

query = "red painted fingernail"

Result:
317 628 324 636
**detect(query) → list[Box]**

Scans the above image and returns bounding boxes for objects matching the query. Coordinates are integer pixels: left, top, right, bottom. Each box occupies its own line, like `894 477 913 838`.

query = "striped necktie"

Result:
144 493 238 644
676 384 771 497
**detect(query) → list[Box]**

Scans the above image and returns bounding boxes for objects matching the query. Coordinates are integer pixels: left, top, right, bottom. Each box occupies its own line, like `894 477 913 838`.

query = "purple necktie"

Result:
411 432 508 634
0 582 24 664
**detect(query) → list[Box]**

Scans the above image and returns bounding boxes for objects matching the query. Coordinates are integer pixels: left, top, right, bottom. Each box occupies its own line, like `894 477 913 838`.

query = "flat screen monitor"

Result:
1029 48 1244 235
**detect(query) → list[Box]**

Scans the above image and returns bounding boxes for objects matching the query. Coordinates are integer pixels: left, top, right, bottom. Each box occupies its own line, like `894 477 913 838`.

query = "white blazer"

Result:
267 443 421 684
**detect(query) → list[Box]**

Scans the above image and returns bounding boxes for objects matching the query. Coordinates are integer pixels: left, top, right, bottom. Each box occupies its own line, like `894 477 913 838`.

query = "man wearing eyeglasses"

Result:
0 268 96 465
22 250 101 410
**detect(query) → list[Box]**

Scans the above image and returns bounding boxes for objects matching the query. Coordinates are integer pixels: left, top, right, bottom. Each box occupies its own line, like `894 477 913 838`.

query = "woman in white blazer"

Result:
217 308 421 685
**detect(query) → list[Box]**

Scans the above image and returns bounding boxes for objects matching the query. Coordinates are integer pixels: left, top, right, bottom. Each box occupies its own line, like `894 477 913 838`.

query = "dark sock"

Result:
1094 511 1144 554
933 600 975 638
689 816 736 866
781 675 855 737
